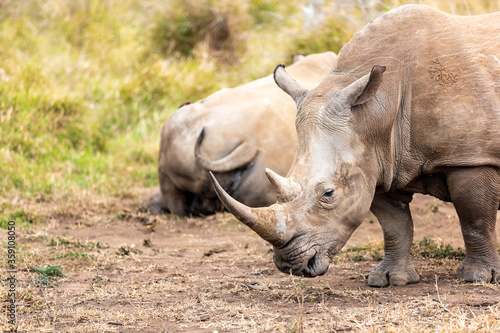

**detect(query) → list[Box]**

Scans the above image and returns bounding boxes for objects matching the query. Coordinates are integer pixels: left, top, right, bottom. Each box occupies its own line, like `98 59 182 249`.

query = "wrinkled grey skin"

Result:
211 5 500 286
147 52 337 216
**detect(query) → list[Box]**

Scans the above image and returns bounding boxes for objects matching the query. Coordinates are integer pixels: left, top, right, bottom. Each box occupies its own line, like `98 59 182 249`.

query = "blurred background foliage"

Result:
0 0 498 200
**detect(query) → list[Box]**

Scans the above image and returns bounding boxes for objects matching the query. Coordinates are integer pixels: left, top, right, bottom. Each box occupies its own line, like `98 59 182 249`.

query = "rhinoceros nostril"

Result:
302 251 329 277
306 253 317 272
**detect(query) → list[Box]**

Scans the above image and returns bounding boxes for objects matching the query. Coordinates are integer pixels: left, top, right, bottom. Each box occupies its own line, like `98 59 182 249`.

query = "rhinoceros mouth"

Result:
274 245 330 278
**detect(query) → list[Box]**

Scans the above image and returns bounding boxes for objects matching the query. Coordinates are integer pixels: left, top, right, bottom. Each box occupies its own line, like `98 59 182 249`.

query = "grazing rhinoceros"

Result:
211 5 500 286
150 52 337 216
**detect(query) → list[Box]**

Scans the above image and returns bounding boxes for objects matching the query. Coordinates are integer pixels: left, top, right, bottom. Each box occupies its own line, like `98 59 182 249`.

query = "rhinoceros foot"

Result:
368 260 420 287
143 190 169 215
457 258 500 283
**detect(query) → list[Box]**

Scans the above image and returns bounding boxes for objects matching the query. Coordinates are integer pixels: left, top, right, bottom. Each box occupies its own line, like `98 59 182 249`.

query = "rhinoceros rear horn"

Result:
265 168 301 203
273 64 308 105
209 172 285 246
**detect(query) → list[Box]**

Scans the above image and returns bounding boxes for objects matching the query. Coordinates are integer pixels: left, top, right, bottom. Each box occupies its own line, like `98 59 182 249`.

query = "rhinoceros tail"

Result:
194 128 258 173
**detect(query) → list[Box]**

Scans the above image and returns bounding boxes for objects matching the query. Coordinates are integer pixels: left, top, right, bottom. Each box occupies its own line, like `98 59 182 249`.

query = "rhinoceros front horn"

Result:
265 168 301 203
209 172 285 246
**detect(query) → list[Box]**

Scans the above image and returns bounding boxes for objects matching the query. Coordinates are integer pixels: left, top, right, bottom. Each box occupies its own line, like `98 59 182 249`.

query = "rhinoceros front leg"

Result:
159 171 190 216
368 191 420 287
447 167 500 283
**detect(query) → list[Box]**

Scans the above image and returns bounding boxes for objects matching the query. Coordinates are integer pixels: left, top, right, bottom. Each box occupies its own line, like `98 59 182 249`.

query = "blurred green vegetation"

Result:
0 0 498 201
0 208 40 229
31 264 66 286
340 237 467 262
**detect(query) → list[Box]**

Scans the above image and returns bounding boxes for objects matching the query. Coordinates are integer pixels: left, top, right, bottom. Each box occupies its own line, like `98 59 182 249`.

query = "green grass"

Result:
0 0 290 200
1 0 498 202
412 236 466 260
344 242 385 261
290 16 354 55
0 209 40 229
31 265 66 286
341 237 466 262
52 250 89 261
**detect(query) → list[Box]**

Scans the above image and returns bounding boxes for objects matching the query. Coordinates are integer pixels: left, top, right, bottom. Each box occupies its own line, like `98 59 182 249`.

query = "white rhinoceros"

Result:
212 5 500 286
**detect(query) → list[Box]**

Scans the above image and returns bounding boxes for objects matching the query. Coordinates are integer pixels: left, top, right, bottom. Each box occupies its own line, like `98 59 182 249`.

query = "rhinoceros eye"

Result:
323 189 334 197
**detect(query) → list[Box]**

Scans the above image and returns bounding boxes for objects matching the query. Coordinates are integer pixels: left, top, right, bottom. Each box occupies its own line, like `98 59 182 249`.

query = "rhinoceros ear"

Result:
343 65 386 106
274 64 308 105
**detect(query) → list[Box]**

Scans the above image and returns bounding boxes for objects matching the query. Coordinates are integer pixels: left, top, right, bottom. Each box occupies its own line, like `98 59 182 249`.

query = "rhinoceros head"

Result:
210 64 386 277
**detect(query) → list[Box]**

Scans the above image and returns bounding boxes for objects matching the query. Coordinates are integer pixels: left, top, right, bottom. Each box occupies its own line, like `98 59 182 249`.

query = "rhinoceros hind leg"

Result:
447 167 500 284
368 192 420 287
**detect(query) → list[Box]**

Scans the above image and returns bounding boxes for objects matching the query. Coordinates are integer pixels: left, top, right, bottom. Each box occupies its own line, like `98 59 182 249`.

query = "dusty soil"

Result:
3 190 500 332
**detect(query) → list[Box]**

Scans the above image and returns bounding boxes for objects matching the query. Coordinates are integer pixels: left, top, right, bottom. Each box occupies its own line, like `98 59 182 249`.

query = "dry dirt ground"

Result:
2 189 500 332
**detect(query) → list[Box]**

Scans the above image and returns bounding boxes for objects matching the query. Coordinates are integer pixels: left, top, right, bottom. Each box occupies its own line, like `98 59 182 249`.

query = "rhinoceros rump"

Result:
211 5 500 286
150 52 337 216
